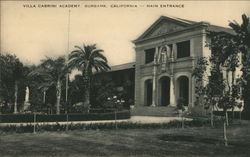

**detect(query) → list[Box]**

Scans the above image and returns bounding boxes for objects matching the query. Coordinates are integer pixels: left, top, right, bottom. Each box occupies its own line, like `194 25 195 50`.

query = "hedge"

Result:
0 110 130 123
213 111 249 120
0 119 206 133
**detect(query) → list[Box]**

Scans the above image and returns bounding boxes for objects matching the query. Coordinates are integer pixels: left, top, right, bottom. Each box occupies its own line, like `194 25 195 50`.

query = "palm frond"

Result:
90 49 108 62
93 60 111 72
74 46 86 56
69 43 110 76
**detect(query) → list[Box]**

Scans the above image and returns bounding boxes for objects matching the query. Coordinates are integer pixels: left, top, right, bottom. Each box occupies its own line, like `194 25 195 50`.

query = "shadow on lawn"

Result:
159 134 223 145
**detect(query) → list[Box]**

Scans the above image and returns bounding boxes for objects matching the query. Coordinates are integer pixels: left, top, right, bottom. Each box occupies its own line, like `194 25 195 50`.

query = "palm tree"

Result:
229 14 250 116
29 57 67 114
68 44 110 107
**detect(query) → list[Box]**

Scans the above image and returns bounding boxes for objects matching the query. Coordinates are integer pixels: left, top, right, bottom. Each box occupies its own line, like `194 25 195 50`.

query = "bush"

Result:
0 118 211 134
190 106 208 117
214 111 245 119
0 110 130 123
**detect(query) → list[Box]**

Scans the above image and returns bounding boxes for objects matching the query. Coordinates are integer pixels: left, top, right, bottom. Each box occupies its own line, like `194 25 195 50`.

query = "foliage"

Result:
0 53 26 113
193 33 241 113
29 56 67 114
177 97 186 111
68 44 111 106
68 74 85 104
229 14 250 115
192 14 250 146
0 118 211 134
104 95 126 110
90 76 117 108
91 72 134 109
0 110 130 123
192 57 209 106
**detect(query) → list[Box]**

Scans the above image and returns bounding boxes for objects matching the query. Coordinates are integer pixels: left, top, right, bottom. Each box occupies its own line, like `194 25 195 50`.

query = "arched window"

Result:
177 76 189 106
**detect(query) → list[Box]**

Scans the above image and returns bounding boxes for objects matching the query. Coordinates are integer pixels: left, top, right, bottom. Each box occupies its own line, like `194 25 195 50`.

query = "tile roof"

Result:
109 62 135 72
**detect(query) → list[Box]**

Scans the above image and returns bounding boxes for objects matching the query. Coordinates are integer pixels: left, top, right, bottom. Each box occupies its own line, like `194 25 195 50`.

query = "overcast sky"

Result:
1 1 250 66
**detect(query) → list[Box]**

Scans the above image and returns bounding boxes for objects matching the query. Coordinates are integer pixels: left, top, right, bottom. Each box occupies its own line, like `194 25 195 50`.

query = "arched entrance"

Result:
158 76 170 106
177 76 189 106
144 79 153 106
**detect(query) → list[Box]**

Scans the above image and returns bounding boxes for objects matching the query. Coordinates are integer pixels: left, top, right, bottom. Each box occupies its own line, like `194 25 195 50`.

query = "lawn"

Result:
1 121 250 157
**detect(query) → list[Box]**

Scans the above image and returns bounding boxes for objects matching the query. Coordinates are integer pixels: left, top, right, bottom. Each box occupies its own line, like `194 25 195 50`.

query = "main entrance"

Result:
158 76 170 106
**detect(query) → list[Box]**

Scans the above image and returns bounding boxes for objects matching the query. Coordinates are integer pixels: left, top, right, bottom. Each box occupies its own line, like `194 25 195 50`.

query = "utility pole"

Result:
65 10 71 131
65 9 71 112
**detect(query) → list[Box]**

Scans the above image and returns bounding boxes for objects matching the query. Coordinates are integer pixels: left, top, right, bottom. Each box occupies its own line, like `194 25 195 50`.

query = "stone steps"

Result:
131 106 179 117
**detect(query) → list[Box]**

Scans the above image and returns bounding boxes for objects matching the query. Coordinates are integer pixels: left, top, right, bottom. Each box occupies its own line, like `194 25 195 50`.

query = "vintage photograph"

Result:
1 0 250 156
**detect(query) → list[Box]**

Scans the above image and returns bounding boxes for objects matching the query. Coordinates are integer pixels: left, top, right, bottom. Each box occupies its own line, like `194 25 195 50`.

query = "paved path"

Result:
130 116 192 123
0 116 192 126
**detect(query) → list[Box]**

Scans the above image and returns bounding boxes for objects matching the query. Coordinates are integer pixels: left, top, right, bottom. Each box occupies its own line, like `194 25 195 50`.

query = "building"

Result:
96 16 237 116
93 62 135 108
131 16 234 116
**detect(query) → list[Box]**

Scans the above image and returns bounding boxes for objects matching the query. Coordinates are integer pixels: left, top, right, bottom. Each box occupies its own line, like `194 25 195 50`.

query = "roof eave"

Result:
134 16 195 42
133 22 209 44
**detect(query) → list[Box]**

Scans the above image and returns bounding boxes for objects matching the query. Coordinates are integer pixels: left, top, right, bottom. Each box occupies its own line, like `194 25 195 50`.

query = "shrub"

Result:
0 119 209 134
0 110 130 123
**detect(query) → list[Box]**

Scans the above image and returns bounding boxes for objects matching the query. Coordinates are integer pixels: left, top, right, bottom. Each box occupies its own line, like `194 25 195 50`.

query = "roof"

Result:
133 15 235 43
174 17 197 25
134 16 193 42
207 25 235 35
109 62 135 72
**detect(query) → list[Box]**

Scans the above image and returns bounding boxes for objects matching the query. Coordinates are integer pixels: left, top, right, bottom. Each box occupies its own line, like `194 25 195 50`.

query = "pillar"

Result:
170 75 176 106
152 47 158 107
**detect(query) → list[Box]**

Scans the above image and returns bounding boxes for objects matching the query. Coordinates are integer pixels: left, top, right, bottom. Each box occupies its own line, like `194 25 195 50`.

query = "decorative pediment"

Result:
145 21 185 38
135 16 196 42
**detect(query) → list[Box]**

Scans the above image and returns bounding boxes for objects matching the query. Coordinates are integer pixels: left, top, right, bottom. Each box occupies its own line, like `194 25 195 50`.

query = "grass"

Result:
0 120 250 157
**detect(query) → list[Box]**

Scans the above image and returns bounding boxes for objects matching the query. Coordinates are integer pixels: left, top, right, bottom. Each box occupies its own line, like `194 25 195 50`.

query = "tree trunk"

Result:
43 90 46 104
242 81 250 119
56 79 62 115
83 76 90 106
182 115 184 129
211 105 214 127
232 107 235 121
226 110 229 126
115 109 117 129
240 110 242 121
223 120 228 146
14 80 18 114
232 71 235 122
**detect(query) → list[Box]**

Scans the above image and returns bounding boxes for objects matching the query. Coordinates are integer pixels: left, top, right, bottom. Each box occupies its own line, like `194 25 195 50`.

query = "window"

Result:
145 48 155 64
177 40 190 58
167 44 173 58
168 44 173 52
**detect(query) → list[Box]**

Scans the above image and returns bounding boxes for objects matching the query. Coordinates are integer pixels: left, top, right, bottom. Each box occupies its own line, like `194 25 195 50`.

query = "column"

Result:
170 76 176 106
152 72 156 107
172 43 177 61
189 76 192 107
151 47 158 107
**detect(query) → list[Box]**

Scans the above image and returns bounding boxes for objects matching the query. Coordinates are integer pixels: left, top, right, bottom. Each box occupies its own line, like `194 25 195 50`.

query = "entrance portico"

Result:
141 72 193 107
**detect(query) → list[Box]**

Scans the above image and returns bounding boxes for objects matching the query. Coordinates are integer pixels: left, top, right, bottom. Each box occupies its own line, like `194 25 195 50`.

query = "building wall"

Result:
93 68 135 107
134 27 208 108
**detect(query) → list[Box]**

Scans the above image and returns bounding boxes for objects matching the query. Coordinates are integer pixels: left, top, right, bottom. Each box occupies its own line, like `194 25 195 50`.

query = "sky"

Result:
1 1 250 66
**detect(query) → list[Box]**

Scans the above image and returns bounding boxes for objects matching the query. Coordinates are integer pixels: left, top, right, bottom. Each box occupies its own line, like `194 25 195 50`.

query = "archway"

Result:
178 76 189 106
158 76 170 106
144 79 153 106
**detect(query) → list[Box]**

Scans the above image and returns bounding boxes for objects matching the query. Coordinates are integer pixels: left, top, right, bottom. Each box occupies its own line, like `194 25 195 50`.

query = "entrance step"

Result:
131 106 178 117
